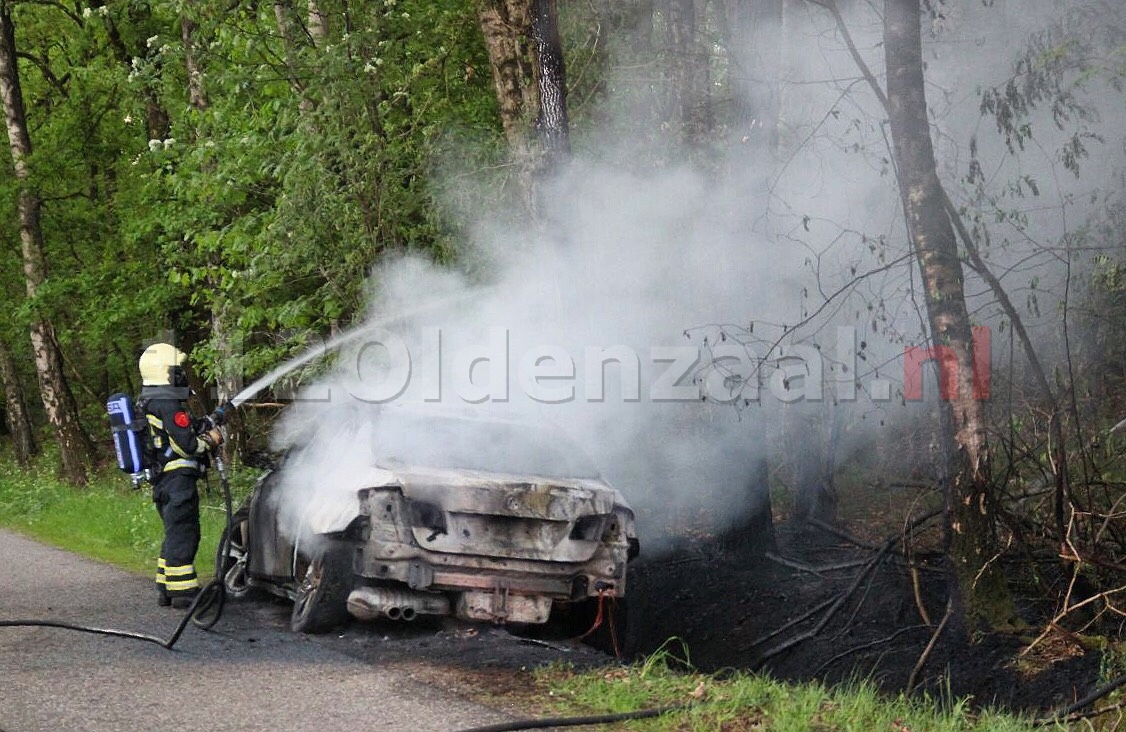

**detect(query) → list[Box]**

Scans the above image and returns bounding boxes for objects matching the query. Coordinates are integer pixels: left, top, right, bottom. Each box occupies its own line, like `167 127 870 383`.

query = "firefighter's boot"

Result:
170 589 199 610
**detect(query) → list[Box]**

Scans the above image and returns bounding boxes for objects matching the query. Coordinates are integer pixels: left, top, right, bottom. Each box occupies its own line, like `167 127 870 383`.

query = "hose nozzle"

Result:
210 401 234 427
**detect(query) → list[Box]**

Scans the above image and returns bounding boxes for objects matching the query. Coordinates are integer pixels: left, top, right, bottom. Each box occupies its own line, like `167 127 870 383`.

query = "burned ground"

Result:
623 519 1104 715
226 510 1105 719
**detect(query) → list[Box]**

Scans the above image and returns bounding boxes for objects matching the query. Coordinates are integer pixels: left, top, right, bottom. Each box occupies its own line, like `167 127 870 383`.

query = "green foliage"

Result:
978 0 1124 175
0 0 504 426
111 0 502 386
0 449 256 577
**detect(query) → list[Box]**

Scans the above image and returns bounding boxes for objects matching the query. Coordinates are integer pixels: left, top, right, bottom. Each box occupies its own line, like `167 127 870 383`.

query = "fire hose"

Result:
451 705 688 732
0 404 236 649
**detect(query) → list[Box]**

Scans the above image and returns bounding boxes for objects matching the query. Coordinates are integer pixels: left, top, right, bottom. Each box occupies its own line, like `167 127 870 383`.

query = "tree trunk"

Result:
531 0 570 168
883 0 1010 628
792 410 840 524
274 0 315 113
478 0 572 211
717 0 783 154
308 0 328 45
662 0 710 146
90 0 170 140
717 455 777 556
0 2 91 485
0 337 38 467
477 0 537 163
181 6 208 112
181 2 242 461
941 191 1071 545
211 297 244 459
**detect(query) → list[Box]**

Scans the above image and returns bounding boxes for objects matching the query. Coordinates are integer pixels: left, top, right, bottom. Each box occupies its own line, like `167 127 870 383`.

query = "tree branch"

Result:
14 51 67 97
804 0 889 110
906 598 952 693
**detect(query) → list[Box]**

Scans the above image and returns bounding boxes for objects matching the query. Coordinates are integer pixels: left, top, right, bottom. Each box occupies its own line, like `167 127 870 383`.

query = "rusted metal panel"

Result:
392 466 618 520
456 590 553 624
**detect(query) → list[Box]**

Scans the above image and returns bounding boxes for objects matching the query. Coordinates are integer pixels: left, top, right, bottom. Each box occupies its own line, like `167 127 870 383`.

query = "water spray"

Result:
230 286 494 409
230 325 377 408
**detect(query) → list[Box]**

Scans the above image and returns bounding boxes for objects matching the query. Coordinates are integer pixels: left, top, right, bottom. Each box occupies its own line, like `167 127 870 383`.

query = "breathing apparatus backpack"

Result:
106 392 155 486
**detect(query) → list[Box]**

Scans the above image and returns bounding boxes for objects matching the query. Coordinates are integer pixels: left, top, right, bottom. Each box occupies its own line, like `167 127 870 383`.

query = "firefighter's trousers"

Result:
152 471 201 597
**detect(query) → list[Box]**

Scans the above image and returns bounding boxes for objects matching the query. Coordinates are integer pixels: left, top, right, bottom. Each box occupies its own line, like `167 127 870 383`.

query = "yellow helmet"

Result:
139 343 187 386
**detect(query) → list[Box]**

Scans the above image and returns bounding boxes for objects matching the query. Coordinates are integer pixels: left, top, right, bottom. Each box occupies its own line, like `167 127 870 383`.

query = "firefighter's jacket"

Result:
140 385 212 475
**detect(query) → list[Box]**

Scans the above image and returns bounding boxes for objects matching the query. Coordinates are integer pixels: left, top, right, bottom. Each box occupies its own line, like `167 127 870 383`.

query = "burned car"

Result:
218 409 639 633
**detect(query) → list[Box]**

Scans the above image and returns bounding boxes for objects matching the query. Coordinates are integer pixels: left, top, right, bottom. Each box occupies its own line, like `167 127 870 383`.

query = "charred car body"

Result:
219 409 639 633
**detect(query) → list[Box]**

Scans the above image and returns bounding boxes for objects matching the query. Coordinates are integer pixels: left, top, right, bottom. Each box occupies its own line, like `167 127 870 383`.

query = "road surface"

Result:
0 529 520 732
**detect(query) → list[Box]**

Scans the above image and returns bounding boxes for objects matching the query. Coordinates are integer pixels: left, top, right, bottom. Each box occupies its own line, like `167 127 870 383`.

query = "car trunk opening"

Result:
391 466 619 563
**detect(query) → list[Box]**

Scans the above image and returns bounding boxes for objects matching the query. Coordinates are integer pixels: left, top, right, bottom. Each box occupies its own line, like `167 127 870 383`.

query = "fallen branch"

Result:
754 510 944 665
803 517 878 550
1023 512 1126 655
910 564 933 626
753 554 888 666
1044 700 1126 727
752 591 859 665
811 624 928 676
833 562 882 640
810 558 873 572
743 595 838 646
1023 585 1126 656
765 552 826 579
906 599 953 694
1037 673 1126 724
516 637 573 653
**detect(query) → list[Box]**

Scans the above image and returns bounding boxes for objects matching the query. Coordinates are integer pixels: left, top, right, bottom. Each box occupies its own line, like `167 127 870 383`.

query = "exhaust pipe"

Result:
381 605 416 621
347 586 450 622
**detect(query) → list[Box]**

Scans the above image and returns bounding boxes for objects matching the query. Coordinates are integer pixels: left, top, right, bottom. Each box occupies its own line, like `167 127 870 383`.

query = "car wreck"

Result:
218 409 639 633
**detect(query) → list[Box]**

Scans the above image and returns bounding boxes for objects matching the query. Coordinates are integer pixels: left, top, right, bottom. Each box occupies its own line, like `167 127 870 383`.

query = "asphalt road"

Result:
0 529 517 732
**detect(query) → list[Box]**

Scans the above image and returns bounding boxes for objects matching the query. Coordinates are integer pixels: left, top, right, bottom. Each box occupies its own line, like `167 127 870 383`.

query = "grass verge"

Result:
0 448 256 579
532 643 1048 731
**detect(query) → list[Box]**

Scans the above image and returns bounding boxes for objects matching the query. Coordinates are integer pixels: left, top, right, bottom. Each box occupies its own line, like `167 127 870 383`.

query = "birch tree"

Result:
477 0 571 212
882 0 1008 626
0 1 91 485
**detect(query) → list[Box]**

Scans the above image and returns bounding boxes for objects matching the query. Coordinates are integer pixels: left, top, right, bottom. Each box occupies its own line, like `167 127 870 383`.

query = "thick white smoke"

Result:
272 161 805 550
267 0 1125 552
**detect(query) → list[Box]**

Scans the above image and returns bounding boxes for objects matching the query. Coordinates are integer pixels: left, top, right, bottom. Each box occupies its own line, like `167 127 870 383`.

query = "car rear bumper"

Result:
353 485 636 623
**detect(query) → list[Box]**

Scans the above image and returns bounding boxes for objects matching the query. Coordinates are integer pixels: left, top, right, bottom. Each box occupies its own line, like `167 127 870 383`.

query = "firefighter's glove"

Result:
200 427 224 449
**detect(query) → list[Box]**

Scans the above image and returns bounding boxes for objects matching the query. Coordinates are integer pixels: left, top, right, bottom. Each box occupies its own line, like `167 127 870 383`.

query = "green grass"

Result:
0 447 257 579
535 644 1048 731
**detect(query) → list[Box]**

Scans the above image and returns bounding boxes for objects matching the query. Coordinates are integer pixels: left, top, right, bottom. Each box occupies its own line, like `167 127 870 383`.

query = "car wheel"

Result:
215 506 255 600
290 543 351 634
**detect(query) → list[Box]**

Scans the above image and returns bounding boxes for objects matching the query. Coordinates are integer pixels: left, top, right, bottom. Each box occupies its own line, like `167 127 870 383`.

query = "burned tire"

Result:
290 543 351 634
215 506 255 600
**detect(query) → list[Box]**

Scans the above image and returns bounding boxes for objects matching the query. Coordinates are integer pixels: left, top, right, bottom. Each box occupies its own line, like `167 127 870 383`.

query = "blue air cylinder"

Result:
107 393 152 482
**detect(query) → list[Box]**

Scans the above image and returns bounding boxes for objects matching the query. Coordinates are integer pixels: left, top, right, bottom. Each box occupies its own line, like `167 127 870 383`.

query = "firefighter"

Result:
138 343 223 609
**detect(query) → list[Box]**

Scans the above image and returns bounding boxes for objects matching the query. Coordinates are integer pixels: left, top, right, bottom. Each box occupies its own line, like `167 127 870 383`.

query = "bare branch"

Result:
803 0 889 111
906 599 952 693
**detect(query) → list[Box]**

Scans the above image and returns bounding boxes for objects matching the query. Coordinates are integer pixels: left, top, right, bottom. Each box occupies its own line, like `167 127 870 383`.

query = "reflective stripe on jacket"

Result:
140 386 211 475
